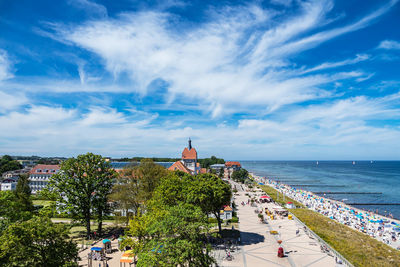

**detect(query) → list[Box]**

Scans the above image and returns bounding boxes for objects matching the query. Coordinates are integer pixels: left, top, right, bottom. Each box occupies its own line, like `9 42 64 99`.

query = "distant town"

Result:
1 139 242 194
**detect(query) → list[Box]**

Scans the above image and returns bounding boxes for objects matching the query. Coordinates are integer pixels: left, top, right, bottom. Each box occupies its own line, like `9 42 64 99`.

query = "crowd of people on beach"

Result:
253 175 400 250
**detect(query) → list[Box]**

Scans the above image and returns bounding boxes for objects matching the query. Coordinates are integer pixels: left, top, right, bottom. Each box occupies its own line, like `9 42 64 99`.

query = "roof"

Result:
210 164 225 168
224 206 233 211
168 161 192 174
225 161 241 167
182 147 197 160
29 164 60 175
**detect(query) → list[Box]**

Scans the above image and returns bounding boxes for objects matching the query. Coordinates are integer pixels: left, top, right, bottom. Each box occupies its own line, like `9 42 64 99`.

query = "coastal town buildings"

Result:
28 164 60 194
1 179 17 191
224 161 242 178
168 139 206 175
0 167 31 191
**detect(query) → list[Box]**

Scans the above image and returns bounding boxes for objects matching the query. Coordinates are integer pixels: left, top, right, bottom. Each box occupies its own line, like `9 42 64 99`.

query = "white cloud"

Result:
0 92 399 159
0 91 28 112
67 0 108 18
39 0 396 118
378 39 400 50
301 54 370 74
0 50 13 81
79 107 127 126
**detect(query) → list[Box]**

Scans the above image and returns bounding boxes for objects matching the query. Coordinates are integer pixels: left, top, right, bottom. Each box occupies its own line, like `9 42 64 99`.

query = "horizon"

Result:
1 0 400 159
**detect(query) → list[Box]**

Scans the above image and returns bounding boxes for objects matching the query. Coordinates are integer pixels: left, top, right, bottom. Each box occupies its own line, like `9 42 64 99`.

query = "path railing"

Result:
290 212 354 267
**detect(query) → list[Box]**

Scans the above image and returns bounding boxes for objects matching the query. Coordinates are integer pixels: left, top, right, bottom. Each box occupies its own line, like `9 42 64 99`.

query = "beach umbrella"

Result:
102 239 111 244
91 247 102 252
260 195 270 199
120 250 134 264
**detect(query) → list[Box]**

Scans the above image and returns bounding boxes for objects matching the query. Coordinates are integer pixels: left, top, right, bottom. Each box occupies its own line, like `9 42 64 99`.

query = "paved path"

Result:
218 182 339 267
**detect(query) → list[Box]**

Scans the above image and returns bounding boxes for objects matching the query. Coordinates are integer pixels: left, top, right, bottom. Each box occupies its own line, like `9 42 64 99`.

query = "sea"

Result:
241 161 400 219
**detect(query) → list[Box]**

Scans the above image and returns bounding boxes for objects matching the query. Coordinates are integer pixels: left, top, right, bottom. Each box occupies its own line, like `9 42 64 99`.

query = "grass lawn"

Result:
32 200 54 207
259 184 400 267
259 185 304 207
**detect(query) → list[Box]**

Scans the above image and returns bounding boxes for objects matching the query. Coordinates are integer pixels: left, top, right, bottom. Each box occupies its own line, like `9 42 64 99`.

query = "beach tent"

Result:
103 239 112 254
120 250 134 266
286 202 295 209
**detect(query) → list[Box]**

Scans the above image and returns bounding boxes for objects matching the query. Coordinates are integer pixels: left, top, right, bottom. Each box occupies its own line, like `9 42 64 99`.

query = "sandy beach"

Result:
250 173 400 250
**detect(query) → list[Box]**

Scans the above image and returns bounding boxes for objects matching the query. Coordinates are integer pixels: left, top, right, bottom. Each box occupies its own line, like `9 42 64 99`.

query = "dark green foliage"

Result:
184 173 232 235
0 155 22 175
231 168 249 183
0 191 32 231
49 153 116 237
15 174 34 213
198 156 225 169
0 216 78 267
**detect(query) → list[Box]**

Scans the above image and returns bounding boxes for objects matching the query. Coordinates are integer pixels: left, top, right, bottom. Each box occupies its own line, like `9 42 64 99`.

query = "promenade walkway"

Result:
218 181 339 267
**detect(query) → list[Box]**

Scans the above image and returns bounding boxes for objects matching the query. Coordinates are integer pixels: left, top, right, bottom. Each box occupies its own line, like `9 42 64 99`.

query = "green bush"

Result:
208 217 218 223
228 217 239 223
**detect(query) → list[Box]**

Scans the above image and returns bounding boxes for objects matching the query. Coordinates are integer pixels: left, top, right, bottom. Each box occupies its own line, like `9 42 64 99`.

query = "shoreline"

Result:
250 172 400 250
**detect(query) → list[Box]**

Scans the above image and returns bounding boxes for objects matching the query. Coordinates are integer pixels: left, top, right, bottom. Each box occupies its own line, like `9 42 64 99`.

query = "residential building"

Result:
224 161 242 178
1 179 17 191
28 164 60 194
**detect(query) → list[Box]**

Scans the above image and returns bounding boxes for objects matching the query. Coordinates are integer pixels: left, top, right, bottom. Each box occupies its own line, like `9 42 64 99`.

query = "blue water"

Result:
241 161 400 219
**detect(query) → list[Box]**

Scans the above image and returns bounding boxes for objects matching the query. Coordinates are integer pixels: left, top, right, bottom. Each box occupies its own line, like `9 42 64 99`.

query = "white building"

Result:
29 164 60 194
1 179 17 191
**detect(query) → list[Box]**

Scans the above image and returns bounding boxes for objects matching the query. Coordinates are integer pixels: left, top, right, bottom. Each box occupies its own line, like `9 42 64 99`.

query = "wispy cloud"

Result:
0 50 13 81
67 0 108 18
378 39 400 50
301 54 370 74
36 0 396 117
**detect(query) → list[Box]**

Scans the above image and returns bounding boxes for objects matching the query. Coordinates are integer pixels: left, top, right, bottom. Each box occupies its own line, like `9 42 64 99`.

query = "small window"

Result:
37 169 42 173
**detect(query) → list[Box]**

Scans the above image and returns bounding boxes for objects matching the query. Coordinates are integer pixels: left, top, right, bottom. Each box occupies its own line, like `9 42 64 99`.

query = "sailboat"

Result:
352 161 356 165
316 161 319 165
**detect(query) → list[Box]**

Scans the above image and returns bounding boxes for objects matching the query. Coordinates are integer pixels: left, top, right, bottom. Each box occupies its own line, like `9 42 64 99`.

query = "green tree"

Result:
15 174 34 213
0 216 78 267
125 203 215 267
0 155 22 174
110 166 141 223
49 153 116 237
231 168 249 183
134 159 167 203
110 159 166 223
185 173 232 235
0 191 32 232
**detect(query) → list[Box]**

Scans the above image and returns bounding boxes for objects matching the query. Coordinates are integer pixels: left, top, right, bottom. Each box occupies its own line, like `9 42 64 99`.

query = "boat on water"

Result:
352 161 356 165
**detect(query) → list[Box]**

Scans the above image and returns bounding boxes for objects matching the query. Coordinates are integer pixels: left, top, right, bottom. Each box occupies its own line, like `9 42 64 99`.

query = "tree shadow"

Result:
239 231 265 245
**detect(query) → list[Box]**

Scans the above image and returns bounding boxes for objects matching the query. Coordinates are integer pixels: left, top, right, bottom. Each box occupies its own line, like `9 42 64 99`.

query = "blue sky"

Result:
0 0 400 160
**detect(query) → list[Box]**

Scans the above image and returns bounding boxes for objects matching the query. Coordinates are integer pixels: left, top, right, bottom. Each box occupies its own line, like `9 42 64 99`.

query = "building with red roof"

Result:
29 164 60 194
168 138 202 175
224 161 242 178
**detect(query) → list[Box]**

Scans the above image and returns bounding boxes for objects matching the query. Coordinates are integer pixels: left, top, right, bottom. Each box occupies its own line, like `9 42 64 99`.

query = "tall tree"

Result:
15 174 34 213
134 159 167 203
49 153 116 238
125 203 215 267
185 173 232 235
0 191 32 232
231 168 249 183
0 216 78 267
110 166 141 223
110 159 166 223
